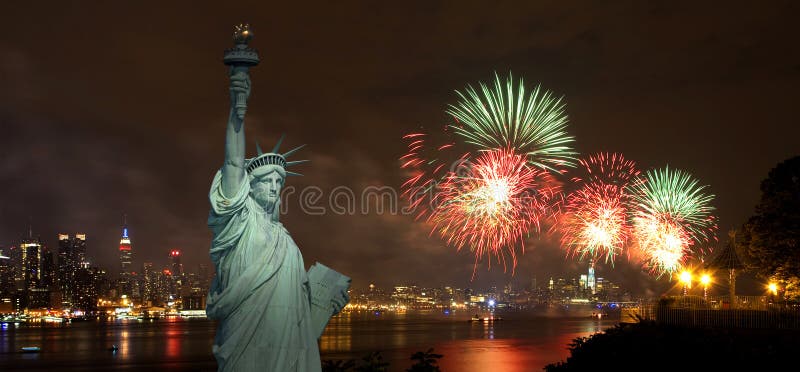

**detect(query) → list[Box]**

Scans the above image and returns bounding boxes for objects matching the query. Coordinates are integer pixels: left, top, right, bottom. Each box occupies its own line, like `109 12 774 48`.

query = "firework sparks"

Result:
629 166 717 277
400 132 465 220
559 153 641 263
446 72 577 171
632 215 692 275
430 148 561 273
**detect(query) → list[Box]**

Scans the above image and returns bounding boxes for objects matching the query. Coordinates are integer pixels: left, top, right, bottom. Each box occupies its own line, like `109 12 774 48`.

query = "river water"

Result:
0 309 615 371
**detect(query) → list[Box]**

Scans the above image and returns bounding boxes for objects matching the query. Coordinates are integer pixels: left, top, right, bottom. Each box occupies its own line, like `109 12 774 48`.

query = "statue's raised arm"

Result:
221 24 259 198
221 70 250 197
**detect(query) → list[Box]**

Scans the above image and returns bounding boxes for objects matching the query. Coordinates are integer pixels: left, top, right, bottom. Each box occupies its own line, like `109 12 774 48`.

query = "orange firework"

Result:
430 148 561 274
559 153 641 264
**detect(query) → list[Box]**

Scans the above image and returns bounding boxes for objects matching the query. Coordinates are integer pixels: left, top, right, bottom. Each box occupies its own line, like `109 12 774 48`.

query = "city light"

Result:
700 273 711 300
678 271 692 296
768 282 778 296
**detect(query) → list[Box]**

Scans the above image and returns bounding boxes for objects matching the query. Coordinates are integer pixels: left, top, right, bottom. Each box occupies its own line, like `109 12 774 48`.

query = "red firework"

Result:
559 153 641 263
429 148 562 273
400 131 464 221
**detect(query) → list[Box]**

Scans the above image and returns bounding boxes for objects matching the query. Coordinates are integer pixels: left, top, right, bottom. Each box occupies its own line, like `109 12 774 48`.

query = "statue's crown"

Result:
245 134 308 176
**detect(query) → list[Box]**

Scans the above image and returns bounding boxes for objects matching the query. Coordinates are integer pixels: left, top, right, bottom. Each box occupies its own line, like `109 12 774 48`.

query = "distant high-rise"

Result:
118 218 133 297
142 262 156 304
170 250 183 277
75 266 107 312
0 248 13 312
170 249 188 297
198 264 210 293
18 228 53 309
588 263 596 295
58 233 87 307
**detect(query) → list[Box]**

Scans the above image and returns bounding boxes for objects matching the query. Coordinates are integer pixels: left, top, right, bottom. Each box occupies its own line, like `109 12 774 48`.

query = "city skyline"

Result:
0 221 763 301
1 2 798 293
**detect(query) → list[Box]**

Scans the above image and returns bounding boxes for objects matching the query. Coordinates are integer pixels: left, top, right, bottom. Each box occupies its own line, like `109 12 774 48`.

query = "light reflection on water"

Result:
0 310 615 371
0 318 218 370
319 310 616 371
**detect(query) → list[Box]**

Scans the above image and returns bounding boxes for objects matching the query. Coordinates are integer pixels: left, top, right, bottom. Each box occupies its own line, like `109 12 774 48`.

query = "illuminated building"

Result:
0 249 13 313
57 233 87 308
170 250 183 277
588 263 596 295
118 219 133 297
74 266 106 313
198 264 210 293
142 262 157 305
17 228 55 309
169 249 187 297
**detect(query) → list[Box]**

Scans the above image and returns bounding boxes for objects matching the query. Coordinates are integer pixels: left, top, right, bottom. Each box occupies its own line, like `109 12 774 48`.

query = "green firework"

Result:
446 72 577 171
630 166 717 242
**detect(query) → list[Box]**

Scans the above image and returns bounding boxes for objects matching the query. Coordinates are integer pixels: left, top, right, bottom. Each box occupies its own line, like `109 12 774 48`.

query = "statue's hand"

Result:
331 289 350 314
229 68 251 112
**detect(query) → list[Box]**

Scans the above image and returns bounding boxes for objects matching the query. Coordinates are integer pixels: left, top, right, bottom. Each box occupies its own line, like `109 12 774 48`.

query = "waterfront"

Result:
0 309 615 371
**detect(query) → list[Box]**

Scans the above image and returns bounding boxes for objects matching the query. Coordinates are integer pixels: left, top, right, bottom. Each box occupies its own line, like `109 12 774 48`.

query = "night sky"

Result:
1 1 798 295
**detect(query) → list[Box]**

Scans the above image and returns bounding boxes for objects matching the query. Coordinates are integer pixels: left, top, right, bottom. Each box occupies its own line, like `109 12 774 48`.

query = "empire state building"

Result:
118 222 133 296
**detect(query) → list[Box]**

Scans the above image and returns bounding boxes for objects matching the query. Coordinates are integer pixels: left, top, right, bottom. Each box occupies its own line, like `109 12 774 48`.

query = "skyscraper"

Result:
74 265 107 313
0 248 13 313
588 263 596 295
58 233 87 308
170 250 186 297
198 264 210 293
142 262 156 305
170 250 183 277
18 229 53 309
118 220 133 297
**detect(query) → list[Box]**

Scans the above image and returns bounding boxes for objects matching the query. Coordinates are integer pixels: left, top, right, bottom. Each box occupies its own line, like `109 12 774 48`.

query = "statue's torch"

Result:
223 24 260 120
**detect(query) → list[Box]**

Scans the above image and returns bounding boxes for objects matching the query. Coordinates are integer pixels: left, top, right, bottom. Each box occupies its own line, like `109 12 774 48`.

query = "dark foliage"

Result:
355 351 390 372
322 349 438 372
407 348 443 372
322 358 357 372
544 321 800 371
737 155 800 299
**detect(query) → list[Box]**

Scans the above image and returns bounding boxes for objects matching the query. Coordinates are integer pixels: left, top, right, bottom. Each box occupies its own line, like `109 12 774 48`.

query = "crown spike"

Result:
255 141 264 155
286 171 303 177
271 133 286 153
282 144 306 158
286 160 309 167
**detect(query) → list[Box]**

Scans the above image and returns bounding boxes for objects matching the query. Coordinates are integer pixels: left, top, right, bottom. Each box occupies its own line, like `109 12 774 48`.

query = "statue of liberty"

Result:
206 24 350 372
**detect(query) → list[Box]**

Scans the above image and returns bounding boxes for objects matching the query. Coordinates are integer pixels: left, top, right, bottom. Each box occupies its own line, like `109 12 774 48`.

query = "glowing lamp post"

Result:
679 271 692 296
768 282 779 305
700 274 711 301
768 282 778 296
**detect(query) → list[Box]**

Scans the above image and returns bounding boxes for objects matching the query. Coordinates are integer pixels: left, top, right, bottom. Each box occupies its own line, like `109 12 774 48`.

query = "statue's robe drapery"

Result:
206 170 321 372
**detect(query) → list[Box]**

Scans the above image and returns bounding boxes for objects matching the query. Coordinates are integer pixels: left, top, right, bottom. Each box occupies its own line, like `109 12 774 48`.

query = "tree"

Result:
738 156 800 299
355 351 390 372
407 348 443 372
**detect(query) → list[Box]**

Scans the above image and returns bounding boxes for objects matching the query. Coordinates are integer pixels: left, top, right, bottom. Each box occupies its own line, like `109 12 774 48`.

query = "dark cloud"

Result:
0 1 797 294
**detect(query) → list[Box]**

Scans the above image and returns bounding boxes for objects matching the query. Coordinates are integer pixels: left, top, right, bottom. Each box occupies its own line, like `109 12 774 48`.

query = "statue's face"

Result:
250 171 284 211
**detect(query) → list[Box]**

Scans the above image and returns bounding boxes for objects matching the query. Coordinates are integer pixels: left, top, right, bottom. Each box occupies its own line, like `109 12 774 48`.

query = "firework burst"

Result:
629 167 717 277
400 131 465 220
559 153 641 263
446 72 577 171
429 148 561 273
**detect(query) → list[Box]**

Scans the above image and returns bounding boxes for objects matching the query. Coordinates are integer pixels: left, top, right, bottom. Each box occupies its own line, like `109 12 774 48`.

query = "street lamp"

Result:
700 274 711 301
768 282 779 306
768 282 778 296
679 271 692 296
